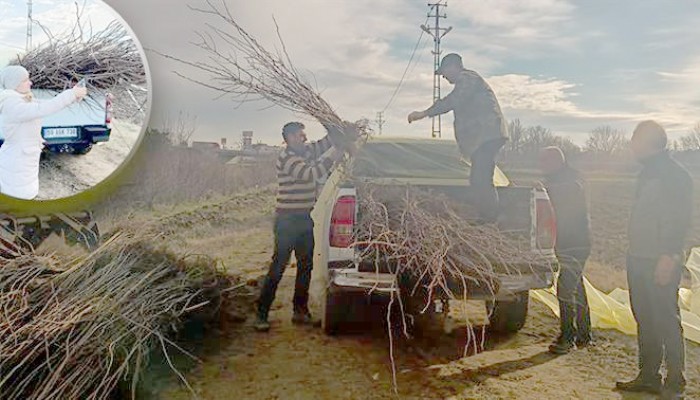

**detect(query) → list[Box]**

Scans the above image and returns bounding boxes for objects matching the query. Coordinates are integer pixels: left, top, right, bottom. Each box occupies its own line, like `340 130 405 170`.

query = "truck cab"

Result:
311 137 557 335
0 89 113 155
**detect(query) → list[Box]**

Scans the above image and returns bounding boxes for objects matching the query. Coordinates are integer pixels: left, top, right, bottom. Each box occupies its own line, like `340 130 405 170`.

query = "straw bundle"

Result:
0 231 230 400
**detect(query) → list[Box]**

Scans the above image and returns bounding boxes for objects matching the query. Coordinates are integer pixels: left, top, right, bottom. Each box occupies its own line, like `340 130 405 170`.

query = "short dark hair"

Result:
634 120 667 149
282 122 305 141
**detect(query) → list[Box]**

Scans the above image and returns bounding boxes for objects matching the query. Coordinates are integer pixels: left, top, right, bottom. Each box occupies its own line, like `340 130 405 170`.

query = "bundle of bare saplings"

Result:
157 0 367 151
354 183 552 308
0 231 236 400
11 21 146 91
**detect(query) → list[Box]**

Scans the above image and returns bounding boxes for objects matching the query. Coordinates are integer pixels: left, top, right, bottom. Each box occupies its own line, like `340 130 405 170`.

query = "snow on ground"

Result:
37 119 143 200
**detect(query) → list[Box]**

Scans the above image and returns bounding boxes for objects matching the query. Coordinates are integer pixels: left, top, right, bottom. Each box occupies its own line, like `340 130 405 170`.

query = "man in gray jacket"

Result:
408 53 508 222
616 121 692 400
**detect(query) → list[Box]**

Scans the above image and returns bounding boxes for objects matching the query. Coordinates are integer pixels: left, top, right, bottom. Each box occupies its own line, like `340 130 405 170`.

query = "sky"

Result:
0 0 116 64
4 0 699 147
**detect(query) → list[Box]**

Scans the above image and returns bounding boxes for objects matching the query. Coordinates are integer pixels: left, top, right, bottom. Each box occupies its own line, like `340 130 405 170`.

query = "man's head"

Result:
630 120 667 161
538 146 566 175
436 53 464 84
282 121 307 149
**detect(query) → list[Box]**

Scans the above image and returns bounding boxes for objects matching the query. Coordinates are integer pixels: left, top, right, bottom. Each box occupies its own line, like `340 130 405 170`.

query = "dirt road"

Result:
115 188 699 400
37 119 142 200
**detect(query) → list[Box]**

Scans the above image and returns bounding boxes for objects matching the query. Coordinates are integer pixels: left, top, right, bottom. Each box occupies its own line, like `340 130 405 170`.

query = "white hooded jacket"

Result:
0 88 76 199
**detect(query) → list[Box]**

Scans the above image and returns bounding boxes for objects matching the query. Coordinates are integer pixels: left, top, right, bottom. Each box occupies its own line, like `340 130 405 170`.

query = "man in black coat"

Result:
615 121 692 400
539 147 592 354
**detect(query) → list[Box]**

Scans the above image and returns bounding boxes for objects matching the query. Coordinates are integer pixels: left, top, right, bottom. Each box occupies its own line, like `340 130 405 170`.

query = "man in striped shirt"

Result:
255 121 343 332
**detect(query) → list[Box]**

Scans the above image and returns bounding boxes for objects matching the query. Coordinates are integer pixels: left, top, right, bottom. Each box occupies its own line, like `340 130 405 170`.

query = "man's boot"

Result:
615 373 662 394
661 375 686 400
548 336 575 355
254 309 270 332
292 309 314 325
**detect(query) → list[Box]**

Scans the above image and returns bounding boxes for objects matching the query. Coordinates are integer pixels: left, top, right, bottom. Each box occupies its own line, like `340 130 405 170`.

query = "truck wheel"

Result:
487 292 529 334
322 285 346 335
72 144 93 155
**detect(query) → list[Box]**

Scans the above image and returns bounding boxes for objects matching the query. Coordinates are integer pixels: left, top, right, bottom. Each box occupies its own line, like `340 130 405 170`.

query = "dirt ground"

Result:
127 186 699 400
37 119 142 200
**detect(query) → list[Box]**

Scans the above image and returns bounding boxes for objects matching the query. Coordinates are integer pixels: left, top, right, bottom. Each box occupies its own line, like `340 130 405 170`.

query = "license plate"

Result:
43 127 79 139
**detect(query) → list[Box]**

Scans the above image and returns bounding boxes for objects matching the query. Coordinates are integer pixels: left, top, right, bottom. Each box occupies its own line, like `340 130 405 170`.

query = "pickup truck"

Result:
0 89 113 155
311 137 557 335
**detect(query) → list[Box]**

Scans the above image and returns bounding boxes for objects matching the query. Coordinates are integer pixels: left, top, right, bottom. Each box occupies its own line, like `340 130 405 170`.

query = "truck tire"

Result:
322 286 346 335
72 144 93 155
487 292 529 334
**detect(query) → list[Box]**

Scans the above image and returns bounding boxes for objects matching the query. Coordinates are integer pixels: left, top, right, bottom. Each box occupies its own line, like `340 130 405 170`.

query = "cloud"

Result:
100 0 700 146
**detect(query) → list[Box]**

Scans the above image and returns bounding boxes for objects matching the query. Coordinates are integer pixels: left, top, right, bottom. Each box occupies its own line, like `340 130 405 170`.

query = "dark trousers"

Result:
469 138 506 222
257 213 315 319
627 255 685 384
556 254 591 343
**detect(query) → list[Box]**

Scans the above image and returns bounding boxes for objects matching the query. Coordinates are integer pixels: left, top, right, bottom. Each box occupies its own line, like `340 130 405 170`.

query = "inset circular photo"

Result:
0 0 150 204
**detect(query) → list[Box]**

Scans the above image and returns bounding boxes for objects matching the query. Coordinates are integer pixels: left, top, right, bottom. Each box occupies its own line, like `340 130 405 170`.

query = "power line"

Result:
381 15 430 114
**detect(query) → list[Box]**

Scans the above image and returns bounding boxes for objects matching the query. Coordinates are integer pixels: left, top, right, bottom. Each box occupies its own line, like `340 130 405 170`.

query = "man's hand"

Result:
345 142 358 157
72 85 87 101
408 111 427 124
655 254 679 286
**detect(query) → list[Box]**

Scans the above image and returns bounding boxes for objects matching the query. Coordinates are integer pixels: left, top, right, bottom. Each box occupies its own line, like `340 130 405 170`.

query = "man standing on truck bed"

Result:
407 53 508 222
538 147 592 355
255 121 344 332
615 121 692 400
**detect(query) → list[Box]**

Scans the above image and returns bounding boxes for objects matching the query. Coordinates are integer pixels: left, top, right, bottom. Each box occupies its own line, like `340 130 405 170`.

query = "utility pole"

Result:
421 2 452 138
26 0 33 52
376 111 385 135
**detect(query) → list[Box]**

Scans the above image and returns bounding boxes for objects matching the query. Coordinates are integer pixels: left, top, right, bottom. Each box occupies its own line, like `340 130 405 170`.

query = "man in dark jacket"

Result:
615 121 692 400
539 147 592 354
407 53 508 222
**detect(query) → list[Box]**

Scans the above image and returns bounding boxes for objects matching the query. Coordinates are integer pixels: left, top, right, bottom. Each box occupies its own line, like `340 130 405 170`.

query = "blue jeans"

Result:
257 213 315 319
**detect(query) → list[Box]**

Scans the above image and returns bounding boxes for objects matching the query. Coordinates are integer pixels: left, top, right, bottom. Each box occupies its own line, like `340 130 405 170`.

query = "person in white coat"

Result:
0 65 87 200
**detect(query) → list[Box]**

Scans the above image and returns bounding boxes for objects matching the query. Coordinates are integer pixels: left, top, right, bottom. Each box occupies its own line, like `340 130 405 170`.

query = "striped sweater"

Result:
276 135 335 214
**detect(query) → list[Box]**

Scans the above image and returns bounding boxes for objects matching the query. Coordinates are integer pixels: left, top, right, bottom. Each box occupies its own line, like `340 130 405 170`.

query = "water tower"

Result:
242 131 253 149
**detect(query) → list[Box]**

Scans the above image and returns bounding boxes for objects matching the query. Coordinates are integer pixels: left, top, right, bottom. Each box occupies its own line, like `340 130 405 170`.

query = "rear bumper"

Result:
84 126 111 142
328 261 554 300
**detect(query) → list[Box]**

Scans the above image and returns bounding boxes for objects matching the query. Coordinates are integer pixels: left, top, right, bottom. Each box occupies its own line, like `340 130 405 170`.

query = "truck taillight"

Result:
330 195 356 248
105 94 113 125
536 198 556 250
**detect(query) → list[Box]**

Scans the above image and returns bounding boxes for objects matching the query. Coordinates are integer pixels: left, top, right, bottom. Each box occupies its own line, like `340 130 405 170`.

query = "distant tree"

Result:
521 125 556 155
505 119 526 155
161 111 198 147
585 125 627 154
553 136 582 158
677 123 700 151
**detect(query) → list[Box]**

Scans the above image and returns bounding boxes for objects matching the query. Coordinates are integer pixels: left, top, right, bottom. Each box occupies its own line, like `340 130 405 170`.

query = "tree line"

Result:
503 120 700 158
